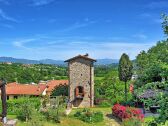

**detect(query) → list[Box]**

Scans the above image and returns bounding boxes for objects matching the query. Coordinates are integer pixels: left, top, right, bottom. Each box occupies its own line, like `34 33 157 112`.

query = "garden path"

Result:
104 113 121 126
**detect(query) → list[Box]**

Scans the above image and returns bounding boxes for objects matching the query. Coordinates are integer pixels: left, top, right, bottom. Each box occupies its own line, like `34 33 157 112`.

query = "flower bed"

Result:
112 104 144 121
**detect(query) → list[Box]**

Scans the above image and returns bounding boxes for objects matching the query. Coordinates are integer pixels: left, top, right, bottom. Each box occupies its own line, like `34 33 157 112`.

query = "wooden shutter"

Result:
75 87 79 97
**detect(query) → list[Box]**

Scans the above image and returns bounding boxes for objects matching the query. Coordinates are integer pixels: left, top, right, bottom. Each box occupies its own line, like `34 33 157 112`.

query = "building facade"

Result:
4 80 68 100
65 54 96 107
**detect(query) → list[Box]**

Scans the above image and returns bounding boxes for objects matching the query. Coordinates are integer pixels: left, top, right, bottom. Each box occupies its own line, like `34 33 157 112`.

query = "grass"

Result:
95 76 104 81
8 107 160 126
7 107 112 126
143 116 155 126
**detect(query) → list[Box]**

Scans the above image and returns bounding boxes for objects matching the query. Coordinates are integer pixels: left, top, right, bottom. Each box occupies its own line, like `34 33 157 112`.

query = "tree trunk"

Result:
1 84 7 123
125 81 127 103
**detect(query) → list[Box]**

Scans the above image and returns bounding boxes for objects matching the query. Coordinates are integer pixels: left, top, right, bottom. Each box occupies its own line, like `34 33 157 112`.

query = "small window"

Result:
81 74 82 76
7 96 9 100
78 86 83 93
14 96 18 99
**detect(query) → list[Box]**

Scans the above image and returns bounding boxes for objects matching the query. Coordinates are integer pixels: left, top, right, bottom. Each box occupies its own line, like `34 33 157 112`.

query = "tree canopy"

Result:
118 53 133 102
135 41 168 87
118 53 133 82
162 14 168 36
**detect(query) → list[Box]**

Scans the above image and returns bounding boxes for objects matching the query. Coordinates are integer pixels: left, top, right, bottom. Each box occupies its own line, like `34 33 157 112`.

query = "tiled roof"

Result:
64 54 96 62
46 80 68 92
5 80 69 96
6 82 46 95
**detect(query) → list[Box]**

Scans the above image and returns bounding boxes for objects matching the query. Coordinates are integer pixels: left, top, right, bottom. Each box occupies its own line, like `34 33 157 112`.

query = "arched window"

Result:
75 86 84 98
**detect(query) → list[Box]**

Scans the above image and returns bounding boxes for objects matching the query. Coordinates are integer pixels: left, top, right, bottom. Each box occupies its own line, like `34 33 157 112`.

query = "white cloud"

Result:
0 9 18 22
13 38 36 48
133 34 147 39
31 0 55 6
59 19 96 32
11 36 156 60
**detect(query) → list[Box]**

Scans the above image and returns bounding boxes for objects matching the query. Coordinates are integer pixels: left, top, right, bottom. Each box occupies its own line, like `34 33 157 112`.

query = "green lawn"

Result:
9 107 159 126
7 107 116 126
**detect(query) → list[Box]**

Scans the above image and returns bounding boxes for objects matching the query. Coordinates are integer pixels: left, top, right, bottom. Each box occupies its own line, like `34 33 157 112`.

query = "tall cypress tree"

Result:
118 53 133 102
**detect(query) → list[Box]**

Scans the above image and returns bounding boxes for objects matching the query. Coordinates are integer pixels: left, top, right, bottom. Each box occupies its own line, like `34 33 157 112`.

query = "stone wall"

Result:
68 58 94 107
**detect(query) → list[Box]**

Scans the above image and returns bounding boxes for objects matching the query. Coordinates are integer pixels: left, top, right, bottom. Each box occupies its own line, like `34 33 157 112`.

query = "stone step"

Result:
4 119 17 126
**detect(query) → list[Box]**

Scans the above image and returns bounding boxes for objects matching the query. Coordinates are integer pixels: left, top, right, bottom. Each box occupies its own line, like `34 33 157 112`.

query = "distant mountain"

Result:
39 59 65 65
0 57 119 65
95 59 119 65
0 57 40 64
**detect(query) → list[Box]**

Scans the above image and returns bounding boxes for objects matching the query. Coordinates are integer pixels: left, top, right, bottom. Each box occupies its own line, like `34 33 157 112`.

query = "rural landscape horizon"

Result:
0 0 168 126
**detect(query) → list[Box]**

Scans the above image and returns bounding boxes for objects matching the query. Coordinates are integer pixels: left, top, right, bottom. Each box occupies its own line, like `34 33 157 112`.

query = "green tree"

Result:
135 41 168 87
118 53 133 102
51 85 68 96
162 14 168 36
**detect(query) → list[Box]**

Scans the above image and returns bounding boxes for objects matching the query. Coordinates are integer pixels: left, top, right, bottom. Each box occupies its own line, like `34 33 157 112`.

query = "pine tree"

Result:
118 53 133 102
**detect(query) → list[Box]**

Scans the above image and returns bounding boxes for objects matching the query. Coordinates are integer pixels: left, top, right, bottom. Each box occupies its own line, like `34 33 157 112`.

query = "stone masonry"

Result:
65 54 96 107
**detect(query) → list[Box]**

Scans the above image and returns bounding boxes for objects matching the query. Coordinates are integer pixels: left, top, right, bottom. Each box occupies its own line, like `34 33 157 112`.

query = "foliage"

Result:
14 98 46 125
135 40 168 87
42 95 50 108
98 101 111 107
0 63 118 84
118 53 133 82
51 85 68 96
157 93 168 124
134 81 168 109
0 63 67 83
112 104 144 126
26 110 44 126
74 108 104 123
17 101 37 122
0 97 40 115
112 104 144 121
42 96 64 123
43 108 60 123
161 14 168 36
95 69 133 105
94 64 117 77
122 117 142 126
118 53 133 101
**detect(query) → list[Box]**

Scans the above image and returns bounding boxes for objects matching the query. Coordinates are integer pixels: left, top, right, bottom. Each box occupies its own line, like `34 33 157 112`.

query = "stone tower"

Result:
65 54 96 107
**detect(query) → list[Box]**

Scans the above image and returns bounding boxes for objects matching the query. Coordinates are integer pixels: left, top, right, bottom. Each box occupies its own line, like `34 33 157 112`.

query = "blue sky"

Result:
0 0 168 60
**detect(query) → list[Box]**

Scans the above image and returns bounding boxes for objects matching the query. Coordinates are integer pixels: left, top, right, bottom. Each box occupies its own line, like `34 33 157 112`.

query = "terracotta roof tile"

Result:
46 80 68 92
64 54 96 62
6 82 46 96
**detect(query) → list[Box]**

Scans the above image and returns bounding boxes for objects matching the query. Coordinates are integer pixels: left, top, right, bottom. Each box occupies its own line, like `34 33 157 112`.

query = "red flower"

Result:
112 104 144 121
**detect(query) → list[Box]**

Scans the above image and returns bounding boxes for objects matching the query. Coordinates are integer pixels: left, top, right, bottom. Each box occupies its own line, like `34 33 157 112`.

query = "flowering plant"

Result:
112 104 144 122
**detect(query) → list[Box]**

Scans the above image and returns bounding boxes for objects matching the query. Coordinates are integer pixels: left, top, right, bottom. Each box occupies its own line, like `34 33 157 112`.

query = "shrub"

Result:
157 93 168 124
42 108 60 123
17 101 36 121
74 109 104 123
51 85 68 96
122 117 142 126
74 111 81 117
98 101 111 107
26 109 44 126
0 97 41 115
112 104 144 122
92 111 104 122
